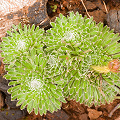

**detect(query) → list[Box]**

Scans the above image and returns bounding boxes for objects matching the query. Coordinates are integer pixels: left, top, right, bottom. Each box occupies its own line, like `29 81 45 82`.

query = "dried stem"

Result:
80 0 91 18
99 73 105 97
108 103 120 117
102 0 108 13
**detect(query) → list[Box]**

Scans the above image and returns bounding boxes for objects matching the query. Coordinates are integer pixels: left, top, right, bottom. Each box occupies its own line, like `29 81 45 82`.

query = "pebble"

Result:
106 10 120 33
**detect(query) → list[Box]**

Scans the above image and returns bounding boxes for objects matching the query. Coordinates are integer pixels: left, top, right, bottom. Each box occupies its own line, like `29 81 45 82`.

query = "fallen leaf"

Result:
87 108 102 120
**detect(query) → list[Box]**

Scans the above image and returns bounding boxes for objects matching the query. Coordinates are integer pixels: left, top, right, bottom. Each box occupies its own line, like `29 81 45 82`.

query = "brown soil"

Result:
0 0 120 120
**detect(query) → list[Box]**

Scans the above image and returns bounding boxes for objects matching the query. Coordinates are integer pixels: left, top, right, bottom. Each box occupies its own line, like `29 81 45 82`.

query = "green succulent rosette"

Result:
1 11 120 115
0 23 44 64
4 48 66 115
45 11 120 106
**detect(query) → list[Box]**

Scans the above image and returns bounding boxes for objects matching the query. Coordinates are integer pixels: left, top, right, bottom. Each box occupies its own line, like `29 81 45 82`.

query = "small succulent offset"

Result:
1 11 120 115
1 24 66 115
1 24 44 64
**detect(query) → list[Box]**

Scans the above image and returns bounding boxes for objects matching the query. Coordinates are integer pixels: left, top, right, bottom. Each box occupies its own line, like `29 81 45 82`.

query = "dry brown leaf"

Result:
87 108 102 120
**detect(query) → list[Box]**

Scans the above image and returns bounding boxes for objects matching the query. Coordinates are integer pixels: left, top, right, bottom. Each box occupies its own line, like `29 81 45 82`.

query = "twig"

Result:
102 0 108 14
80 0 91 18
99 73 105 97
108 103 120 117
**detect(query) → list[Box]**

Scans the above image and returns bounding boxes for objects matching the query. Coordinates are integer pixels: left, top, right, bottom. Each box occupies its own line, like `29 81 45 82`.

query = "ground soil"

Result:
0 0 120 120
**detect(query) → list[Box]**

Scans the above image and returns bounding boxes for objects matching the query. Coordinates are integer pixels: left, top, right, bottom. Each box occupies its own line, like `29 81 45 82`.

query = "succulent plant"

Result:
1 11 120 115
4 48 66 115
1 23 66 115
0 23 44 64
45 11 120 106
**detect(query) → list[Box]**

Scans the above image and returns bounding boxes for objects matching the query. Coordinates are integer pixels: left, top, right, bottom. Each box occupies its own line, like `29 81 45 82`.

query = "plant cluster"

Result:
50 5 58 12
1 12 120 115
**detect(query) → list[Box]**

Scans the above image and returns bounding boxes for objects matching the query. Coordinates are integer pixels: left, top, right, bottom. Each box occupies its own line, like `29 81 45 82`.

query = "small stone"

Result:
85 1 97 10
106 10 117 27
106 10 120 33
